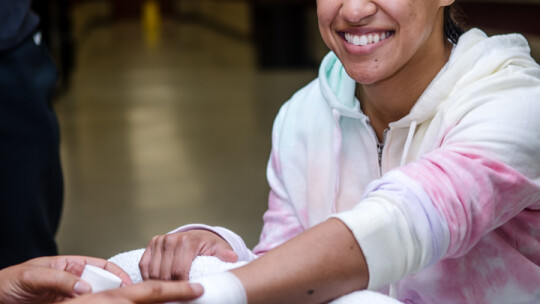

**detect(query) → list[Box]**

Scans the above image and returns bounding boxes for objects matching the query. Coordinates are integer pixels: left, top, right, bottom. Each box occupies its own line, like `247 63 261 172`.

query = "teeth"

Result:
345 31 391 46
359 35 368 46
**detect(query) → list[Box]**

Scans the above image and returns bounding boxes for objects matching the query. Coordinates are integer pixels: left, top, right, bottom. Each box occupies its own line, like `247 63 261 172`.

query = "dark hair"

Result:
443 4 465 44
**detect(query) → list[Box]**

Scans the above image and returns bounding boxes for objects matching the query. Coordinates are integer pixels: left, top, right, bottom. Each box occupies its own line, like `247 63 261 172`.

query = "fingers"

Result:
213 248 239 263
119 281 203 303
155 234 198 281
139 235 159 280
79 257 133 286
159 235 176 281
62 281 203 304
148 236 165 280
170 237 199 281
161 234 196 281
139 230 238 282
20 265 90 297
41 255 133 287
101 261 133 287
139 238 152 280
141 233 198 281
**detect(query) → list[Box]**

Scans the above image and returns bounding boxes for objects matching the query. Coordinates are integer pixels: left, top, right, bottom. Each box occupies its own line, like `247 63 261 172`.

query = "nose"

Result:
340 0 377 24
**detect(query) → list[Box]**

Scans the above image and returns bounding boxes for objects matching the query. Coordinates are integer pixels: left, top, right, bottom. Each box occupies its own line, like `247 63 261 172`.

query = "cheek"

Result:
317 20 333 50
316 0 343 27
317 5 339 49
409 0 441 31
316 9 334 31
388 0 434 32
397 4 435 46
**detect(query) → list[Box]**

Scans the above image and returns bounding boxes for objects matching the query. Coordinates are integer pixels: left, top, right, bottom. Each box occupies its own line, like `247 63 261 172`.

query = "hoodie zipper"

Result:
366 119 389 176
377 129 389 171
375 128 390 177
364 117 389 177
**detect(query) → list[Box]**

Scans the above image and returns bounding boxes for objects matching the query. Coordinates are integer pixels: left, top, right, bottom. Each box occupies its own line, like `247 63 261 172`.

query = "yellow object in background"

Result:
142 0 161 48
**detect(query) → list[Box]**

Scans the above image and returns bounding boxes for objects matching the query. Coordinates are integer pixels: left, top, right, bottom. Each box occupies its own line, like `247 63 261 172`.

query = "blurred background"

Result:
33 0 540 260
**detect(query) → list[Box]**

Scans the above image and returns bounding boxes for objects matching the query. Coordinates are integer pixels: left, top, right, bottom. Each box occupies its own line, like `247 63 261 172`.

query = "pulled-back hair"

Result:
444 4 465 44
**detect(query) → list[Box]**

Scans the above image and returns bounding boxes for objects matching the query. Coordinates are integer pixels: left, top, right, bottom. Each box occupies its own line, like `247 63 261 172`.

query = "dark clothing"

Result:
0 16 63 268
0 0 39 51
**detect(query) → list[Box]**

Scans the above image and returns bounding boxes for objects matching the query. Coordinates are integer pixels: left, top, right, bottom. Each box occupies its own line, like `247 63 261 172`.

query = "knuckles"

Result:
139 281 165 295
171 266 188 281
140 231 212 281
19 266 37 285
162 234 180 250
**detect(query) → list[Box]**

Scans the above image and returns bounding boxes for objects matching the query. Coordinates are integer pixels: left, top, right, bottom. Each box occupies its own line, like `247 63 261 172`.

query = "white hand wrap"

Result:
80 265 122 293
172 271 247 304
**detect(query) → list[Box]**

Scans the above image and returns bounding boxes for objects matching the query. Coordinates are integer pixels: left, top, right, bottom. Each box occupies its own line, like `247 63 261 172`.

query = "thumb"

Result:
25 267 92 296
213 248 239 263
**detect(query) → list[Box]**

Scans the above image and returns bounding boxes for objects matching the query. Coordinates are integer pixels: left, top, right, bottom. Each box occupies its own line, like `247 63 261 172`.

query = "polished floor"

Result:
54 19 318 259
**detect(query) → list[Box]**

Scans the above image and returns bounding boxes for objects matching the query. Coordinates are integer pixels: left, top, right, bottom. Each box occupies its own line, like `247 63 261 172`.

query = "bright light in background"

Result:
142 0 162 48
125 83 204 210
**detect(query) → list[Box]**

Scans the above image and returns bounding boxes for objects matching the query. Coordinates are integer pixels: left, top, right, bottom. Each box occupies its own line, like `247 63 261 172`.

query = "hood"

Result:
317 28 538 127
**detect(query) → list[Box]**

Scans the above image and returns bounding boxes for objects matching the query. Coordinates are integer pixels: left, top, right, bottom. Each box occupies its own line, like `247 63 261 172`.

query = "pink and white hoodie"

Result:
174 29 540 303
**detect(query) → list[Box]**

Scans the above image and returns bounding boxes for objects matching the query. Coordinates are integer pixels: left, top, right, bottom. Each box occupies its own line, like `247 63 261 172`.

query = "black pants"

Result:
0 32 63 269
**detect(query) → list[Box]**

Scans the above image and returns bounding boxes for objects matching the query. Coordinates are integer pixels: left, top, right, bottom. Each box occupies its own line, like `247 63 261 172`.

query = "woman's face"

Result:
317 0 454 85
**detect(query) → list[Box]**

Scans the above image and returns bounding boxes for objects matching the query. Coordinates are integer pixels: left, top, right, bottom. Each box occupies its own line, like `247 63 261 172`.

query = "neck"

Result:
358 30 453 141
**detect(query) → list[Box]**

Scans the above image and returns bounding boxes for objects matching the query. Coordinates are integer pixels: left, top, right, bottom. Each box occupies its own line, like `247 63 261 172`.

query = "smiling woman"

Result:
315 0 456 140
134 0 540 303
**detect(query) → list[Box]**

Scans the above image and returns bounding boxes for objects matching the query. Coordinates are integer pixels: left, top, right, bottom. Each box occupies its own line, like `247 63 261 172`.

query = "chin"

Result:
340 60 385 83
354 78 379 85
344 69 381 86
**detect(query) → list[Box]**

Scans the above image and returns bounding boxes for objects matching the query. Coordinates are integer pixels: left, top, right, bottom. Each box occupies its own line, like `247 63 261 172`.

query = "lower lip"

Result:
341 33 393 55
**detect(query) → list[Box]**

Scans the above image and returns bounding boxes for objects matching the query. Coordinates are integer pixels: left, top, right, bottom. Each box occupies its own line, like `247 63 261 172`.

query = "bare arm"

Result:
231 218 369 304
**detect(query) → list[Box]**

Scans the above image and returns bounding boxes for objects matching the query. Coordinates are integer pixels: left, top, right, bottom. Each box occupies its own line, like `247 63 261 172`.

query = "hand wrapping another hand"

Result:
0 255 131 303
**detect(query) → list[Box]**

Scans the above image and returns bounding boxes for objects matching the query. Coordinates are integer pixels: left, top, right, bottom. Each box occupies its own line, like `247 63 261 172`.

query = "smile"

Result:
344 31 393 46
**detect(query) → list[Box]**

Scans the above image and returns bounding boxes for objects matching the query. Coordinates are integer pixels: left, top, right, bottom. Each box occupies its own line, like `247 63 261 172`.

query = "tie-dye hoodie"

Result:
174 29 540 303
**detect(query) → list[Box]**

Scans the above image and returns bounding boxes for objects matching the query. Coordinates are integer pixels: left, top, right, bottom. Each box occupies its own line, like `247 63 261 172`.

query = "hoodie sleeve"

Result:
252 102 306 255
335 66 540 289
406 73 540 259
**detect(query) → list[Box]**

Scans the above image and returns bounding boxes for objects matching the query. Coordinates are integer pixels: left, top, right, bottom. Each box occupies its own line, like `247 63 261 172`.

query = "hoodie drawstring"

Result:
332 109 342 214
388 120 418 299
400 120 418 166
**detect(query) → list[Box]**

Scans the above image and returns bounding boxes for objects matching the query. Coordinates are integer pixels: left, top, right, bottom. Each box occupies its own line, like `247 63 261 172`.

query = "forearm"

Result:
231 218 368 304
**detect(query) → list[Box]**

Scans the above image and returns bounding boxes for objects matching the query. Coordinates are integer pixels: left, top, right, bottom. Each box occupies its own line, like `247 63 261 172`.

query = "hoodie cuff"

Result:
169 224 258 262
332 195 416 290
332 170 449 290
